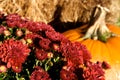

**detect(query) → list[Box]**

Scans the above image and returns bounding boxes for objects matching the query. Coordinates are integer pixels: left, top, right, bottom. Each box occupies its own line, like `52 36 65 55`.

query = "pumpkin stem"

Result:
82 5 117 42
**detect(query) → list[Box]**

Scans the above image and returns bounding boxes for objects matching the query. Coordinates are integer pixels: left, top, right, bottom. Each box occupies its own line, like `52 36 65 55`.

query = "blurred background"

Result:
0 0 120 32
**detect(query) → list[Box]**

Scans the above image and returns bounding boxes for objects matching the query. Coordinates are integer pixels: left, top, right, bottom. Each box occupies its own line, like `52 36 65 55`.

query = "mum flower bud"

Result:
3 30 11 36
20 39 26 44
16 30 23 37
47 52 53 58
53 43 59 51
0 65 7 73
26 39 32 44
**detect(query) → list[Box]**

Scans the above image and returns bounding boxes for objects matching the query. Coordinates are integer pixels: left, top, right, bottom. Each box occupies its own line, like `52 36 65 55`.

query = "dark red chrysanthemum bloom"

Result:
45 31 62 41
0 39 30 73
24 33 43 47
101 61 111 69
83 61 105 80
63 61 77 72
30 66 51 80
73 42 91 62
34 22 54 32
60 68 78 80
24 33 42 40
26 21 41 32
60 41 86 66
35 49 48 60
0 26 6 34
26 21 54 33
68 48 83 65
59 39 71 53
39 38 51 50
6 13 21 27
17 18 29 28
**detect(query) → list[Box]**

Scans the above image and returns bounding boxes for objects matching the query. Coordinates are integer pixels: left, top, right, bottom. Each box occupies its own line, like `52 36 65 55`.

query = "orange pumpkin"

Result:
63 5 120 80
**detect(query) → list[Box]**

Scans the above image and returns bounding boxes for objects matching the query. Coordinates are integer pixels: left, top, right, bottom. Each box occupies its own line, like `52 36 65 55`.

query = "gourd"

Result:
63 5 120 80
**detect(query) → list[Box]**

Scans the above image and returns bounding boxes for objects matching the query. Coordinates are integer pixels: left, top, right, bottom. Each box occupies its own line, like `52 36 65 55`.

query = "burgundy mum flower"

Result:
27 21 54 33
35 49 48 60
102 61 111 69
0 39 30 73
11 63 22 73
67 47 83 65
30 66 51 80
45 31 62 41
60 41 89 66
24 33 43 47
34 22 54 32
60 68 77 80
25 33 42 40
63 61 77 72
39 38 51 50
17 18 29 28
83 61 105 80
26 21 40 32
6 13 21 21
6 13 21 28
73 42 91 62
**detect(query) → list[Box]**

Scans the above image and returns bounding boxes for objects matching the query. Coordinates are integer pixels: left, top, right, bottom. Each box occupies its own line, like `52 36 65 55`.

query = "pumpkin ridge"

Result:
101 42 112 63
106 39 120 62
81 39 94 51
90 40 102 62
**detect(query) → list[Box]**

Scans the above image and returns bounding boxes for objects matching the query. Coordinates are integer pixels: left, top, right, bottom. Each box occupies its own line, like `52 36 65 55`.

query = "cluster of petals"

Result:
0 12 110 80
30 66 51 80
0 39 30 73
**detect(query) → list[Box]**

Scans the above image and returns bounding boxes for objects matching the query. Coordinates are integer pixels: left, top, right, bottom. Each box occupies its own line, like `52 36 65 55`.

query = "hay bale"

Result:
0 0 120 24
0 0 58 23
0 0 25 16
